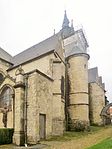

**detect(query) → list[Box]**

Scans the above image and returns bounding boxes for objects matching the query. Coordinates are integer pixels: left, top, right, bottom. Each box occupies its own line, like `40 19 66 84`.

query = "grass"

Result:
45 126 103 142
87 137 112 149
0 144 14 149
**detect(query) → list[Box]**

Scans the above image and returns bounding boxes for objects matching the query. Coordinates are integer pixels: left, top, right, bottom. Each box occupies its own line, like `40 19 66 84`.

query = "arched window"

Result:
0 86 13 110
0 73 4 83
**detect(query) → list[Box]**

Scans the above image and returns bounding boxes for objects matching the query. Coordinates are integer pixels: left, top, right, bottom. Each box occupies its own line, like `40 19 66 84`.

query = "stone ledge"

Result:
14 83 25 88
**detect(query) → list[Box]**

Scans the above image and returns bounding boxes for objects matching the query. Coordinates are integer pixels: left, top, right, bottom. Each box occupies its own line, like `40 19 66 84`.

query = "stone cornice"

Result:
69 103 89 106
25 69 54 82
69 92 88 95
66 53 90 60
14 82 25 89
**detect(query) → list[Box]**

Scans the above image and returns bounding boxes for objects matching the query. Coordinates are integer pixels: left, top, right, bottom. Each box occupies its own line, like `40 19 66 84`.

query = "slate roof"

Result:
1 27 74 70
0 47 12 63
88 67 105 90
9 27 75 69
1 28 87 70
1 12 89 70
10 33 60 68
88 67 98 83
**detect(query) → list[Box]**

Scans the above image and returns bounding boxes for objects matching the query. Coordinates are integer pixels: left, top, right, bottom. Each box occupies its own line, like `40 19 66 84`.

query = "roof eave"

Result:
7 49 55 71
0 57 13 65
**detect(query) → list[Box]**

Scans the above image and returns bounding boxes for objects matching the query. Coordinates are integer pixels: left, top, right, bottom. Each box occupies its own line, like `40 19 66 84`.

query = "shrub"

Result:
0 128 14 145
68 119 90 131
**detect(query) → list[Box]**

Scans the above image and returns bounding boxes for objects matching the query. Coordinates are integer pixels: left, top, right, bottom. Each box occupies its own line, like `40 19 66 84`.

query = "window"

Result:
61 76 65 98
0 87 13 110
0 73 4 83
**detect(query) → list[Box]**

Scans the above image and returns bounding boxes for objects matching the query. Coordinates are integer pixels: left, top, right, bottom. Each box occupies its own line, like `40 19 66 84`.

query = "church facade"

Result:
0 12 107 145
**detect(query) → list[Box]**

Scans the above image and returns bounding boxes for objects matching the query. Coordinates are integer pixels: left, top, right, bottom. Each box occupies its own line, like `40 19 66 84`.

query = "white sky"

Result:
0 0 112 101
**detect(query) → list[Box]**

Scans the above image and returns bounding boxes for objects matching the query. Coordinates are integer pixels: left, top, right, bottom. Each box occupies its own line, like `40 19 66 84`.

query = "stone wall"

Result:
27 70 53 144
89 82 105 125
0 114 4 127
0 59 11 73
5 52 65 144
13 85 25 145
67 54 89 130
8 53 55 79
52 60 65 135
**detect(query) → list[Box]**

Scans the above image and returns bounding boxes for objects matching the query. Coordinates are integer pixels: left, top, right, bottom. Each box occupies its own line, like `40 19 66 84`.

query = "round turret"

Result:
67 53 90 130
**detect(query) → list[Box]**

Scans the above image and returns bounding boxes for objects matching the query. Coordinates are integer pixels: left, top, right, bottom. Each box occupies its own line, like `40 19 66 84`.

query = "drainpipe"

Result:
24 74 28 147
65 60 69 131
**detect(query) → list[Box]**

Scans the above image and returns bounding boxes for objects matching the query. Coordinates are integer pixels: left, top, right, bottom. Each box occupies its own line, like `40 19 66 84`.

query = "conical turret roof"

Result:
62 10 69 28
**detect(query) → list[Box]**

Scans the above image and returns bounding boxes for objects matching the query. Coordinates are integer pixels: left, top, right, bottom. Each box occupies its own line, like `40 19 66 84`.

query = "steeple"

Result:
62 10 69 28
61 11 75 39
71 19 74 29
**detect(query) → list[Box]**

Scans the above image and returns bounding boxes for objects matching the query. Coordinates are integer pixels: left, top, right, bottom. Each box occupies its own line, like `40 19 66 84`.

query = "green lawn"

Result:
87 137 112 149
45 126 103 141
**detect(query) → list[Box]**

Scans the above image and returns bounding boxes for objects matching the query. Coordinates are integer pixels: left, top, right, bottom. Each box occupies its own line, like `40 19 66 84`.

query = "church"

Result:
0 11 107 145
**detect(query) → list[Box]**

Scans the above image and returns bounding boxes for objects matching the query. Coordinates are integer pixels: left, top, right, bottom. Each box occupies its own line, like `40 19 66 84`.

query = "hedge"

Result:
0 128 14 145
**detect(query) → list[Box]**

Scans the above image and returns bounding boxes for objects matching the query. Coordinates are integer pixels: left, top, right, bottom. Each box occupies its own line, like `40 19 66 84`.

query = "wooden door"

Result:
39 114 46 139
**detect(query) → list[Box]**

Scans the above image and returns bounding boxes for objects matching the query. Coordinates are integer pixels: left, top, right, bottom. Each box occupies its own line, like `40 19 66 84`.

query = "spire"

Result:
71 19 73 28
71 19 74 32
62 10 69 28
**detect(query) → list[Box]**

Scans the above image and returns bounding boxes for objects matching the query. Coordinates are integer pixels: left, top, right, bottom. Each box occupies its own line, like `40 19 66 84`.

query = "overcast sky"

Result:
0 0 112 101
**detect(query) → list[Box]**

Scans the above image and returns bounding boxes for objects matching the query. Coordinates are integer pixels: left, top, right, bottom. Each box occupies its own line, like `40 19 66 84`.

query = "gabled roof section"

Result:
88 67 105 90
10 33 60 68
88 67 98 83
7 12 88 69
0 47 12 63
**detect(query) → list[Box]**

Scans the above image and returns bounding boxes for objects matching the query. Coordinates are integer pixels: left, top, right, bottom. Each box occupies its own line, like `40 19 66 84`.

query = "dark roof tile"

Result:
10 33 60 68
0 47 12 63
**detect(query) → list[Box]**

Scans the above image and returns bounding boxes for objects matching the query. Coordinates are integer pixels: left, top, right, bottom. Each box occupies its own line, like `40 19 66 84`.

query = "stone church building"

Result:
0 11 107 145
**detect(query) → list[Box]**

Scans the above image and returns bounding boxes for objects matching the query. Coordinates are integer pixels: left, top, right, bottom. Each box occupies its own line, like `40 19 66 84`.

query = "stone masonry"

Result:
0 12 107 146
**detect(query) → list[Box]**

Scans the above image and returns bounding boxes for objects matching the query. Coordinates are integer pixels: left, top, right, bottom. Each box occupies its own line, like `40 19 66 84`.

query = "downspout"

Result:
65 60 69 131
24 74 28 147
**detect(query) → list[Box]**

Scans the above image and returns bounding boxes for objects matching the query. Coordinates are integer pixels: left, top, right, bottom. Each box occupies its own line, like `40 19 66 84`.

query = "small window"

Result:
61 76 65 98
84 64 87 69
0 73 4 83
